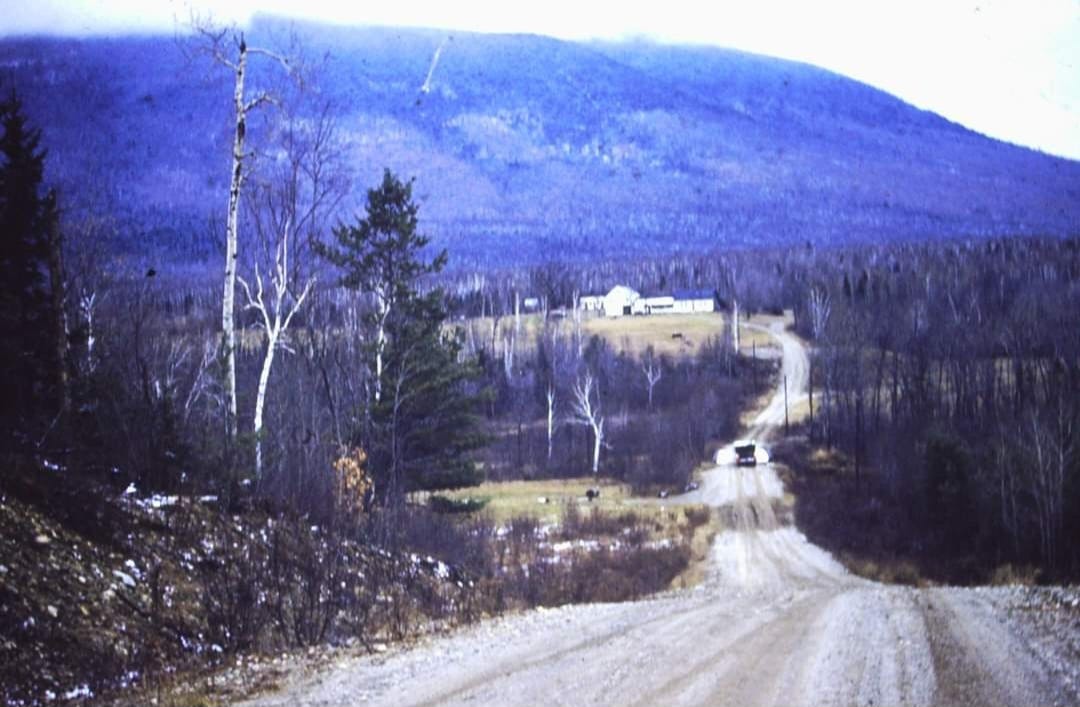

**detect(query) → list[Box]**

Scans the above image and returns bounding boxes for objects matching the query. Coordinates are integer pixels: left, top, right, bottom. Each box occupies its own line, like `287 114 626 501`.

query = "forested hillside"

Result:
1 16 1077 268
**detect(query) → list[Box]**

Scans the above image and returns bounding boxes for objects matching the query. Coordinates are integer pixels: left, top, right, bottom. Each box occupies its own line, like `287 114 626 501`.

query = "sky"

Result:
4 0 1079 160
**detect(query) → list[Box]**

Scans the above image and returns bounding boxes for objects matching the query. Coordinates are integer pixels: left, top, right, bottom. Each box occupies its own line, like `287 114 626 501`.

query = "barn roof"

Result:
605 285 641 300
673 288 715 301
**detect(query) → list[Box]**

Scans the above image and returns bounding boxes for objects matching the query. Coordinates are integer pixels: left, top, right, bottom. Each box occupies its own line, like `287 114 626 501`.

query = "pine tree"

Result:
319 170 484 501
0 93 61 446
373 289 486 496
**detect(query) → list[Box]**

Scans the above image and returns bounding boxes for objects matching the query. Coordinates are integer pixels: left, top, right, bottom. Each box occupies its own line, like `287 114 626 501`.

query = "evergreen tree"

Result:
373 289 486 496
0 93 61 447
319 170 485 501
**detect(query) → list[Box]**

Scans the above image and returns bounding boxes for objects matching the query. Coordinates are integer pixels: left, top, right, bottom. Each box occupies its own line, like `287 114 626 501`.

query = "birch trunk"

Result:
253 330 278 478
572 373 605 475
222 39 248 443
732 299 740 352
374 295 389 403
240 224 314 479
546 384 555 461
591 418 603 475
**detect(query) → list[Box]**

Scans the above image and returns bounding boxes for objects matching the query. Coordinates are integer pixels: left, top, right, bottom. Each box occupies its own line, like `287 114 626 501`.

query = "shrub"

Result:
561 505 643 539
428 495 490 514
989 563 1042 586
683 505 711 530
333 447 372 519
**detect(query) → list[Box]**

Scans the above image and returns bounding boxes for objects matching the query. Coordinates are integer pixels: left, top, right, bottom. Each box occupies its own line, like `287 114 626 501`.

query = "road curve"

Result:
238 322 1077 707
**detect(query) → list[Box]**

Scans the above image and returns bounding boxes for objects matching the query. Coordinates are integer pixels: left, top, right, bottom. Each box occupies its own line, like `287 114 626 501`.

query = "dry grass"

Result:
735 324 778 354
452 313 548 350
436 478 636 524
669 510 723 590
453 311 729 359
436 478 711 542
788 397 812 425
582 312 726 357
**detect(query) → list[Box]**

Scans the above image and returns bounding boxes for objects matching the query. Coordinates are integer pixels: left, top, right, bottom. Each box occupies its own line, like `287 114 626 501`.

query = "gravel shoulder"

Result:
237 323 1079 707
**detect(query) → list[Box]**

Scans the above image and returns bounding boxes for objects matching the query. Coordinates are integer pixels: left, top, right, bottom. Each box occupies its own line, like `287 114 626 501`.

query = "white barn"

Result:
578 286 716 317
602 285 640 317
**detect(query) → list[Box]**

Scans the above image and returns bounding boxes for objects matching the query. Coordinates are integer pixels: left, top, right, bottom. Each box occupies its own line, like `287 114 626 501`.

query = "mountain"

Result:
2 17 1078 268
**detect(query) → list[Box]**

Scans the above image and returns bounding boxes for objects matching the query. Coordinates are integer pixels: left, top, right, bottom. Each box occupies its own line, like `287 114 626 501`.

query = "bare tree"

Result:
246 96 348 271
641 346 662 411
537 322 568 464
182 340 220 428
1025 396 1073 570
807 285 832 438
571 371 607 475
808 285 831 341
239 223 315 478
78 290 99 376
190 18 299 446
546 382 557 462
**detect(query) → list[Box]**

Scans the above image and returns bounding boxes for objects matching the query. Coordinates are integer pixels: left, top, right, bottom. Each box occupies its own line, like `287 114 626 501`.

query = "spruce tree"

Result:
0 93 60 447
319 170 485 501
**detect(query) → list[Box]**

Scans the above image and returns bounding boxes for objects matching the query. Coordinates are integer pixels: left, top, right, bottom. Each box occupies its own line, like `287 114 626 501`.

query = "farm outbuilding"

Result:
634 295 675 315
672 289 716 314
578 295 604 312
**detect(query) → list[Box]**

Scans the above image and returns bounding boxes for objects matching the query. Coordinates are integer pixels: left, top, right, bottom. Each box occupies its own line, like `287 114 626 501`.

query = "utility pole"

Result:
784 374 789 435
732 299 740 352
855 394 863 494
752 340 757 391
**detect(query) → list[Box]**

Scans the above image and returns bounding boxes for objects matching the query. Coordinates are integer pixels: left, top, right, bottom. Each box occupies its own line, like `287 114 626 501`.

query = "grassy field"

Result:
736 321 781 354
454 310 731 358
435 477 650 523
435 477 709 529
582 313 727 357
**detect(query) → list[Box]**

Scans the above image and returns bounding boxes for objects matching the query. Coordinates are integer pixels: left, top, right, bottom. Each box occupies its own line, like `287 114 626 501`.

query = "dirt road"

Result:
240 321 1078 707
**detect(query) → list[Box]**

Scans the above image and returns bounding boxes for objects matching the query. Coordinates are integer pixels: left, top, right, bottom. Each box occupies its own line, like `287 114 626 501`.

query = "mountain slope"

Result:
2 18 1078 267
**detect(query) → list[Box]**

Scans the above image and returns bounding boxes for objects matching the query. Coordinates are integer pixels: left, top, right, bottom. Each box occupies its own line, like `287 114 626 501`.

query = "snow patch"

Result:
112 569 136 587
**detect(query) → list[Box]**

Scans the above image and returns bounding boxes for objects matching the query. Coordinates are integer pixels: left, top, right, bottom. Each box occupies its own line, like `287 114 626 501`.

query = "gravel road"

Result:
239 321 1079 707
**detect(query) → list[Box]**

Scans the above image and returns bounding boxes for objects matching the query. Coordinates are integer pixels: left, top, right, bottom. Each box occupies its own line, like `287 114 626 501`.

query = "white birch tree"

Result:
571 371 607 475
190 19 298 447
239 222 315 478
808 286 832 341
642 345 662 411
